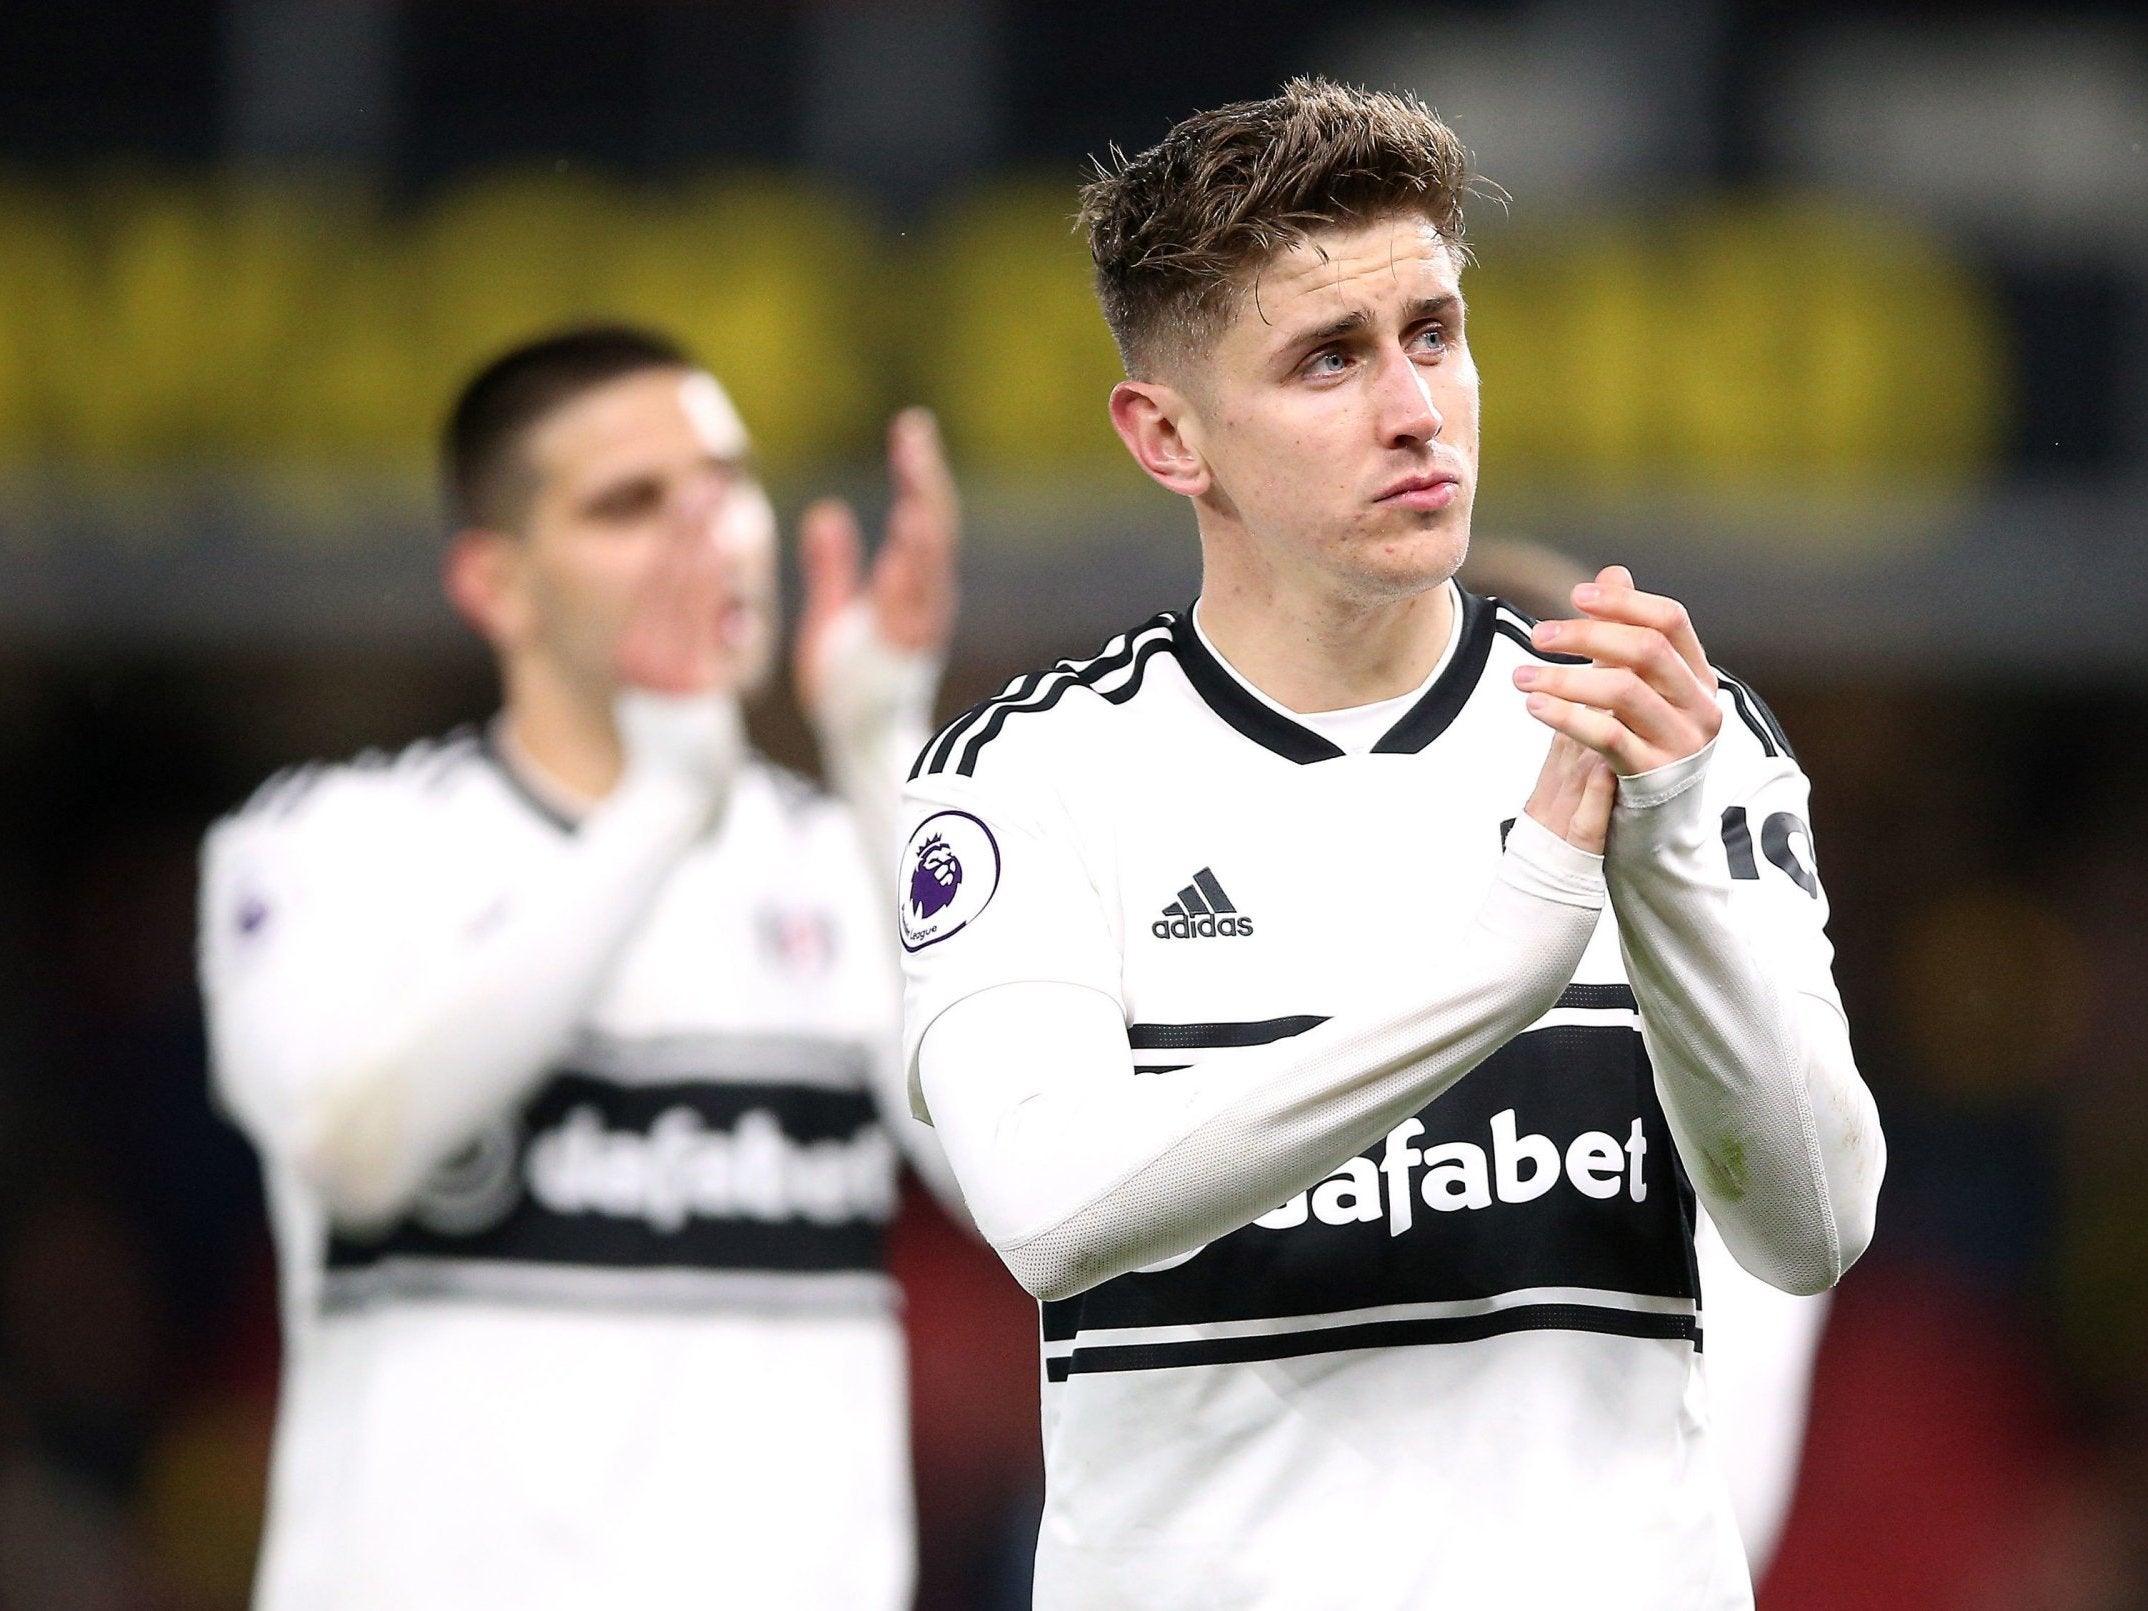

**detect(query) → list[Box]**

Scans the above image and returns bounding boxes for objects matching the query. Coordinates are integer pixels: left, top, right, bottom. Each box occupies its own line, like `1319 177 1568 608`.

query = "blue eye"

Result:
1414 325 1448 355
1307 350 1347 376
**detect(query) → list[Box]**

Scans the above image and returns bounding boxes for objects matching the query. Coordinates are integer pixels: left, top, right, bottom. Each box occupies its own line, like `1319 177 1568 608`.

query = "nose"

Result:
670 465 736 545
1374 346 1442 449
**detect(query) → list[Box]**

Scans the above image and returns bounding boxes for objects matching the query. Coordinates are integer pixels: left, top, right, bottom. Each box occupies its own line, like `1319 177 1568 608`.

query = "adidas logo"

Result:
1151 868 1255 940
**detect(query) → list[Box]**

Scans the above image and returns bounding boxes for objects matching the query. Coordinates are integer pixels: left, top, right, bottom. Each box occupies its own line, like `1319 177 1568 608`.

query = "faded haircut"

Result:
1078 77 1475 378
444 324 692 532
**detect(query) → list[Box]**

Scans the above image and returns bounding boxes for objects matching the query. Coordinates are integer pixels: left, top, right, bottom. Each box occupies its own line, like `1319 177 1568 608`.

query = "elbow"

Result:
1000 1243 1097 1305
997 1231 1131 1305
297 1100 425 1233
1753 1198 1880 1298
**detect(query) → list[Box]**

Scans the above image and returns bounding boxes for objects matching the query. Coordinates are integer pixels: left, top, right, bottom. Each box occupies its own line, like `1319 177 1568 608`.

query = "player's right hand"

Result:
1521 733 1616 856
615 479 748 696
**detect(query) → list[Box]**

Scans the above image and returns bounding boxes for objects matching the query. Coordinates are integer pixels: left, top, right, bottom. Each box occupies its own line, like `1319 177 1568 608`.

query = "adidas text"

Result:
1152 912 1255 940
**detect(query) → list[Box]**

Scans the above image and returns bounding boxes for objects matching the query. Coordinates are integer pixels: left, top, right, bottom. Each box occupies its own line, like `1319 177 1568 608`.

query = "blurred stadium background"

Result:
1 1 2145 1606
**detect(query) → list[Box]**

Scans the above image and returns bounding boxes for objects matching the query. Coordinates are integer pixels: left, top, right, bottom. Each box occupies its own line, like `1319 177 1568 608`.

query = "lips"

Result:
1375 470 1461 510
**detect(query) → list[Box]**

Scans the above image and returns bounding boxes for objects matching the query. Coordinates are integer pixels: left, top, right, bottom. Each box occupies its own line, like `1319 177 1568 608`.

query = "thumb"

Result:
797 498 864 634
793 499 864 709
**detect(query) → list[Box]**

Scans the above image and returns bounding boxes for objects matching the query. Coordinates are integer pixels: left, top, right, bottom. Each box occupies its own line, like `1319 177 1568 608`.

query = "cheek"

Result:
536 532 658 637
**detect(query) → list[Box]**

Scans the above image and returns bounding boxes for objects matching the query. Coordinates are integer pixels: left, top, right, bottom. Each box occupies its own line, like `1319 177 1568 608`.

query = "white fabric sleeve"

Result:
1606 733 1884 1296
800 600 972 1222
199 691 746 1230
914 814 1606 1302
809 600 941 902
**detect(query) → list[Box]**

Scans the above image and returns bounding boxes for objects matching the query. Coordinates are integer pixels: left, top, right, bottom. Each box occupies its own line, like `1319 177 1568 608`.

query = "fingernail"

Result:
1531 621 1560 644
1525 693 1549 714
1513 665 1538 687
1574 584 1601 605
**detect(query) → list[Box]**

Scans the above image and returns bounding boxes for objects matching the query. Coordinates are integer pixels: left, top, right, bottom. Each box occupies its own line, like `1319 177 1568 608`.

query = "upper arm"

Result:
1705 693 1843 1016
197 791 434 1155
897 762 1123 1120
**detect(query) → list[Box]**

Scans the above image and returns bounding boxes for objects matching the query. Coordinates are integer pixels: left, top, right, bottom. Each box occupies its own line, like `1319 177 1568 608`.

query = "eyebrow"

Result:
576 448 757 513
1282 294 1460 356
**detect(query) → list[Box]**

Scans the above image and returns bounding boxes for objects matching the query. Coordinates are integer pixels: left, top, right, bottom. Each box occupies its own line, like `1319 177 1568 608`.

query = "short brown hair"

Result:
1078 77 1474 377
444 324 692 532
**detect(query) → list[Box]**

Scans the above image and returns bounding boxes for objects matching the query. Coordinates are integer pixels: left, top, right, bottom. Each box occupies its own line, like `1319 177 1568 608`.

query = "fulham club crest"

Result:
900 810 1000 951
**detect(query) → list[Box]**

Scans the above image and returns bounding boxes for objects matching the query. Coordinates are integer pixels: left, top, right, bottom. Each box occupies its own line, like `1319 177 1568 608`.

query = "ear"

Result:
1109 379 1211 499
442 527 529 650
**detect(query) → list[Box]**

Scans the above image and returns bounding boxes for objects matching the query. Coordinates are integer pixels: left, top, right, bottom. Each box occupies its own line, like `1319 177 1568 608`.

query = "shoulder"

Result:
1710 663 1799 767
908 610 1182 785
205 728 489 865
752 755 838 820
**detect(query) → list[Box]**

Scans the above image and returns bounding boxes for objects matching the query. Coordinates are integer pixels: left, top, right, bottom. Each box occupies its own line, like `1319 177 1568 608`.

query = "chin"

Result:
1347 520 1469 601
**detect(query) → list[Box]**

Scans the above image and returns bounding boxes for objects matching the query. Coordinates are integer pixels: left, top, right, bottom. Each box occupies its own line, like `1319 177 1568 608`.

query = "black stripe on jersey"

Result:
1491 616 1587 667
1555 983 1638 1012
1175 586 1512 760
479 725 579 834
325 1075 893 1282
955 625 1175 777
1172 612 1347 764
1371 588 1500 753
1126 1015 1329 1050
1716 666 1796 762
1042 1023 1700 1356
1044 1303 1698 1380
912 615 1178 781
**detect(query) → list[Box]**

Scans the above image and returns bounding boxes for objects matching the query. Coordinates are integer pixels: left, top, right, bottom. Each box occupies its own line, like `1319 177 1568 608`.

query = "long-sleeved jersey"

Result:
200 727 927 1611
899 584 1883 1611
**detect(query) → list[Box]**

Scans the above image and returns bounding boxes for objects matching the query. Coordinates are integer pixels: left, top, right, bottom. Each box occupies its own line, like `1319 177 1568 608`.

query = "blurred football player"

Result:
200 326 963 1610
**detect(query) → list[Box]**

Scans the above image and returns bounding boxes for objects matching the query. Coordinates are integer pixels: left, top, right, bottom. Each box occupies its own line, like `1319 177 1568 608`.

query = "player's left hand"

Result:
1511 565 1722 777
793 408 960 716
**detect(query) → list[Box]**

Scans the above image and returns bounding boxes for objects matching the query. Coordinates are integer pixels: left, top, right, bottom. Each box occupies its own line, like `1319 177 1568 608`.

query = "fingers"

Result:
873 407 960 653
1568 565 1714 687
798 498 864 624
1521 619 1709 714
888 407 959 529
1521 689 1650 775
1513 662 1686 750
789 499 864 713
1513 565 1722 775
1520 733 1615 854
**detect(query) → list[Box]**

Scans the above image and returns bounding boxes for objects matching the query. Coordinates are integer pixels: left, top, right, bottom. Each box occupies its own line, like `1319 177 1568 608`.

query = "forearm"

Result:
921 817 1605 1300
811 601 940 897
245 696 744 1227
1607 748 1883 1294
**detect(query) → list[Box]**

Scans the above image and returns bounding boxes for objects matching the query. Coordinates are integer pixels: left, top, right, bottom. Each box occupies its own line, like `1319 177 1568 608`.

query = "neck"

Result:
1194 528 1457 714
499 655 625 803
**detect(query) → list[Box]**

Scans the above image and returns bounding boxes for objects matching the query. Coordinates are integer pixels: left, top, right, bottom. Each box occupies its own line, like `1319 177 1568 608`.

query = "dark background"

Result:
2 3 2146 1607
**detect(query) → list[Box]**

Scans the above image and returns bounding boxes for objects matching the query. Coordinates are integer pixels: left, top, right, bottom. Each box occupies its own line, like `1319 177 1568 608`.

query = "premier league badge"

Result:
899 810 1000 951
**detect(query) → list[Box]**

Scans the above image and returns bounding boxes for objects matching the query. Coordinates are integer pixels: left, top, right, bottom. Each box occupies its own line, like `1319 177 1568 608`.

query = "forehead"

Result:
527 367 748 490
1240 214 1460 339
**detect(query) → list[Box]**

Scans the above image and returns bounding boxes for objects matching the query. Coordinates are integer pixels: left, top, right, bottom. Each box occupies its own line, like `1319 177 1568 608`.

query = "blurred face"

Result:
476 366 778 702
1178 214 1479 605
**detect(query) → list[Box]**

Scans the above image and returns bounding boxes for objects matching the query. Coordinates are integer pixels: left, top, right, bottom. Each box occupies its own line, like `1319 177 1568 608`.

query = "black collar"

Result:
1171 587 1496 764
479 721 582 834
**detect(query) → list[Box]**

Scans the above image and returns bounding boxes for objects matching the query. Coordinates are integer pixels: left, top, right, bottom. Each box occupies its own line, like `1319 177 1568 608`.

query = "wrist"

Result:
1499 813 1607 909
615 688 747 799
810 600 941 750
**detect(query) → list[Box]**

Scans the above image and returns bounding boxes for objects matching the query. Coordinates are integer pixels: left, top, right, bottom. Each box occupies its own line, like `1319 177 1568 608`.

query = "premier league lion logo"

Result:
909 833 963 919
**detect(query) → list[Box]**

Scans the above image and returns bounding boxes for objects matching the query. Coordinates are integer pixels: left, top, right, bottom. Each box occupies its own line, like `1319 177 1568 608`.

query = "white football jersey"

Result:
200 733 915 1611
901 584 1841 1610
